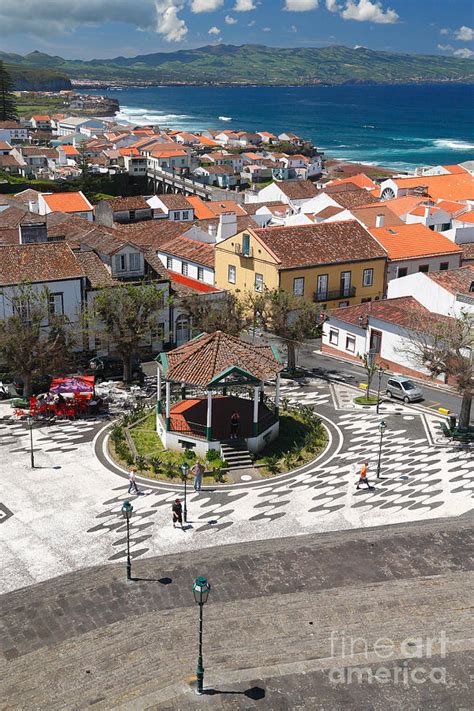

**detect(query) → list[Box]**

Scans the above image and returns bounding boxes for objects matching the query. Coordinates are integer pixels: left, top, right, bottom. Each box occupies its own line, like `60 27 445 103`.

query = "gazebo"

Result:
155 331 283 455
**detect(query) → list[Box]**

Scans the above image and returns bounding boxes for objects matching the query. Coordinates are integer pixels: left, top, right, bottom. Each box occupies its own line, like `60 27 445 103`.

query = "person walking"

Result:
192 461 204 492
356 461 374 490
128 467 140 495
172 498 183 529
230 411 240 440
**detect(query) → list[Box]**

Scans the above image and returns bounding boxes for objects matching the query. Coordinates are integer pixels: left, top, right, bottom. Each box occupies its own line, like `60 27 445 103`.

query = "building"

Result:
0 121 28 144
321 296 453 382
247 179 318 208
148 194 195 221
157 236 215 286
30 115 52 131
215 221 387 308
95 197 154 226
387 265 474 317
379 173 474 203
37 192 94 221
369 223 462 284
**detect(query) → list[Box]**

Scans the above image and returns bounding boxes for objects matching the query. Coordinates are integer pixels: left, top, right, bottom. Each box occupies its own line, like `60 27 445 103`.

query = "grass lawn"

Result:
129 413 163 457
354 395 379 406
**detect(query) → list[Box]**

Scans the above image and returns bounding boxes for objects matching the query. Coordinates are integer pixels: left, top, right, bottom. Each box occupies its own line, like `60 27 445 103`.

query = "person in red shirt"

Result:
356 461 374 490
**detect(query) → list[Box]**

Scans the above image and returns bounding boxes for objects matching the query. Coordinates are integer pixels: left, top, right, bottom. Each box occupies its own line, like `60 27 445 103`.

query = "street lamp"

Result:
376 420 387 479
27 415 35 469
376 366 385 414
181 462 189 523
121 500 134 581
193 576 211 695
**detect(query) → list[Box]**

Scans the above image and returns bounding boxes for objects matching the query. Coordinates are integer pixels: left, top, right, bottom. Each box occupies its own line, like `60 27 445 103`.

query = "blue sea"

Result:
93 84 474 170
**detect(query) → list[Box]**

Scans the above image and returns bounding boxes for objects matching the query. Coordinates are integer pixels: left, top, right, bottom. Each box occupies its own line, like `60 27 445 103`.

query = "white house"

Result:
387 266 474 317
0 121 29 144
157 236 215 286
322 296 453 382
405 204 452 232
147 149 191 173
148 194 195 221
30 115 52 131
37 192 94 221
194 165 237 188
246 179 318 208
56 117 106 137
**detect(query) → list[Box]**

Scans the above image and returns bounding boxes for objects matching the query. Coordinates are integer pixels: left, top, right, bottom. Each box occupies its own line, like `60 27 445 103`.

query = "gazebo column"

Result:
206 390 212 440
156 365 162 414
165 380 171 431
252 385 259 437
275 373 281 415
180 382 186 400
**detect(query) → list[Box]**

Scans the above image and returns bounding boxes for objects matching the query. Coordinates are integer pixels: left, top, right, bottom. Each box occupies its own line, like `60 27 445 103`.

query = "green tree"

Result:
89 282 165 382
250 288 320 371
180 292 251 337
359 352 378 401
0 62 18 121
0 285 74 397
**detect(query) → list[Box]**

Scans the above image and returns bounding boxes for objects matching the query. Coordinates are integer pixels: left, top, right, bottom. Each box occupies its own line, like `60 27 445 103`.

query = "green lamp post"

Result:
181 462 189 523
193 576 211 695
376 420 387 479
121 500 134 580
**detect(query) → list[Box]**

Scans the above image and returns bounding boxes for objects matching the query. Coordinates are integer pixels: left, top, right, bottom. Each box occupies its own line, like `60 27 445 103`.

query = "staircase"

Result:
221 441 254 471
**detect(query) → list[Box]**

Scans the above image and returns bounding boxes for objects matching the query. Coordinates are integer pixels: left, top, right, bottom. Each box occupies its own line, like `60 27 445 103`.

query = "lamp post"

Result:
181 462 189 523
121 500 134 581
376 366 385 415
193 576 211 695
27 415 35 469
376 420 387 479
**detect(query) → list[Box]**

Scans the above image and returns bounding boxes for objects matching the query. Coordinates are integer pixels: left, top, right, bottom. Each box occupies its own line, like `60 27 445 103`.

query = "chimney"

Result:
424 206 430 219
208 223 217 240
217 211 237 242
375 213 385 228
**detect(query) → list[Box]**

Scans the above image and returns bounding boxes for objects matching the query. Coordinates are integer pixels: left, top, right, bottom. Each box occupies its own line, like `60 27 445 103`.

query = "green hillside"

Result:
1 45 473 86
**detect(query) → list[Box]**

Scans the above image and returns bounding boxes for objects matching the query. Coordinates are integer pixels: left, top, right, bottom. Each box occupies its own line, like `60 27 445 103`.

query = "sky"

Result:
0 0 473 61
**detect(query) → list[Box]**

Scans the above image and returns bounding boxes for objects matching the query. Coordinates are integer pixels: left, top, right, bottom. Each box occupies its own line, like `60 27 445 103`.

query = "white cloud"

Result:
437 44 453 51
290 24 298 32
233 0 256 11
0 0 189 41
208 25 220 34
284 0 319 10
325 0 341 10
341 0 398 23
248 19 256 26
455 25 474 41
454 47 474 58
262 26 271 31
190 0 223 12
156 1 188 41
439 28 450 36
225 14 237 24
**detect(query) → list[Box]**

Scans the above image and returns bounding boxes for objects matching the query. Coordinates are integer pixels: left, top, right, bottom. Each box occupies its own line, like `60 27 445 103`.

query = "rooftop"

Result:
156 194 194 211
275 179 318 201
159 236 215 268
392 173 474 202
329 296 452 330
42 192 93 214
0 243 84 286
370 223 462 260
426 265 474 295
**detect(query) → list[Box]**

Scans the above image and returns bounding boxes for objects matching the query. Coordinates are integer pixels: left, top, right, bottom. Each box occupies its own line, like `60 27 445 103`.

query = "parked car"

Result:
10 374 52 397
386 376 423 403
84 356 144 383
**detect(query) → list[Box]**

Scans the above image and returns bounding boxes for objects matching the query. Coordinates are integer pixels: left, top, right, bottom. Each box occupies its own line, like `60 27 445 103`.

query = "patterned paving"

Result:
0 415 108 454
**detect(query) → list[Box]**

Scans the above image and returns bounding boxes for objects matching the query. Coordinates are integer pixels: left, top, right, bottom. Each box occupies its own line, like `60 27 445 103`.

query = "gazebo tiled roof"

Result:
160 331 283 386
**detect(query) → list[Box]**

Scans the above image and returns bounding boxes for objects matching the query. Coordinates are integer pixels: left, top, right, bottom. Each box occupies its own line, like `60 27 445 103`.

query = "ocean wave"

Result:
433 138 474 151
218 116 232 121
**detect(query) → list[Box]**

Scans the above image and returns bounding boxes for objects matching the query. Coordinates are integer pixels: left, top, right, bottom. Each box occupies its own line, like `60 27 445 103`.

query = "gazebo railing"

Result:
169 416 207 439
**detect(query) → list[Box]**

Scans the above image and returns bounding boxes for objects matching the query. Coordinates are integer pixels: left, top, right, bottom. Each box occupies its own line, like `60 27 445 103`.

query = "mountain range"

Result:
2 44 474 88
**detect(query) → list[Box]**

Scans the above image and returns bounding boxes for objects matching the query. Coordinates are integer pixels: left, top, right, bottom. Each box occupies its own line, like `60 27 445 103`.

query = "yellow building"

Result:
215 221 387 308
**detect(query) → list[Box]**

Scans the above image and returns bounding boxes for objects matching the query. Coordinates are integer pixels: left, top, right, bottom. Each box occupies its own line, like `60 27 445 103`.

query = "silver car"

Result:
386 376 423 403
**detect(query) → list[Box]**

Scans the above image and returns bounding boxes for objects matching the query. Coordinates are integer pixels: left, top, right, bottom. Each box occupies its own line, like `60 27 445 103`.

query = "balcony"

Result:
235 243 254 258
313 286 356 302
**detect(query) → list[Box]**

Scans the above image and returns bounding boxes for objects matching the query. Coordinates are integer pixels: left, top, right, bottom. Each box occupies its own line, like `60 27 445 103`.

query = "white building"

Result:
386 266 474 317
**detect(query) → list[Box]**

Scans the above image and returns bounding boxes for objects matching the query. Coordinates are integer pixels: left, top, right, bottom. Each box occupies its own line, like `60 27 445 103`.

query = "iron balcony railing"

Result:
235 243 254 258
313 286 356 302
169 416 207 438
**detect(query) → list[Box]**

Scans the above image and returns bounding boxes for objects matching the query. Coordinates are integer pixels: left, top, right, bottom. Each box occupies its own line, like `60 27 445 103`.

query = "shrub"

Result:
115 440 133 466
206 449 220 462
149 456 161 474
213 469 226 483
163 459 177 480
264 454 281 475
183 448 196 461
110 424 125 444
135 455 147 472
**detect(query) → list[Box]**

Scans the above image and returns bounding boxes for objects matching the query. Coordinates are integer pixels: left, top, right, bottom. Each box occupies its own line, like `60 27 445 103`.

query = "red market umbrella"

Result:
49 376 94 394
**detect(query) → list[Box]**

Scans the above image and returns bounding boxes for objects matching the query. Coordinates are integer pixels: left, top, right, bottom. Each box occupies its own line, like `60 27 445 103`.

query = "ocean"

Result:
92 84 474 170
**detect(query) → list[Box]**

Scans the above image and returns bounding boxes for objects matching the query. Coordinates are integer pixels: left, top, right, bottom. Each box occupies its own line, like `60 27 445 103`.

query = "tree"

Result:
400 309 473 429
250 288 320 371
180 292 251 337
0 62 18 122
359 352 378 400
0 285 74 397
89 283 165 382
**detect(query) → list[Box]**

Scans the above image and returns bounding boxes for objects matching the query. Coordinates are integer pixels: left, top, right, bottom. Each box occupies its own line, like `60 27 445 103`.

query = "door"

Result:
317 274 328 300
370 329 382 354
175 315 190 347
340 271 351 297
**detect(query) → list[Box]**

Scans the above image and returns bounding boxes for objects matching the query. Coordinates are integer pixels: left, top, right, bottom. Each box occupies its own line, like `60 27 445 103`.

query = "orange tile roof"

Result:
409 205 441 217
206 200 247 217
393 173 474 202
370 223 462 260
32 115 50 121
151 150 187 158
436 200 468 215
42 192 92 214
329 296 452 330
376 195 426 217
0 243 84 286
442 165 468 174
196 135 218 146
328 173 378 191
185 195 215 219
455 210 474 224
61 145 79 156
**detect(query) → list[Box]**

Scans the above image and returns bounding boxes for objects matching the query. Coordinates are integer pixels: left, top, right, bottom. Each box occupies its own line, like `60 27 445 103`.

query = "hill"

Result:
1 45 473 86
3 58 71 91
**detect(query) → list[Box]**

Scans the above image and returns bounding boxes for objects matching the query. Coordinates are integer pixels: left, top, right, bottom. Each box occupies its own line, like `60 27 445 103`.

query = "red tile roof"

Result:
393 173 474 202
0 243 84 286
160 236 215 268
276 180 318 200
427 265 474 295
163 331 282 386
168 272 220 294
329 296 452 330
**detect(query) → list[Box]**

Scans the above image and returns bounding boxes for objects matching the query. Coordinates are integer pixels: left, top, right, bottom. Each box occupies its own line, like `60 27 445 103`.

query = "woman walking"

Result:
172 498 183 529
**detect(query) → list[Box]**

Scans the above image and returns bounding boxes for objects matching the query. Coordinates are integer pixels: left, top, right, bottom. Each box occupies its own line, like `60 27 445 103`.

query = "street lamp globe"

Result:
193 576 211 605
121 500 133 519
379 420 387 433
181 462 190 478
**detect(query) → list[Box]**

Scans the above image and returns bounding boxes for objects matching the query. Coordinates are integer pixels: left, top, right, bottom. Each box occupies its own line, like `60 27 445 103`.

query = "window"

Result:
228 265 236 284
255 273 264 292
181 261 188 276
440 262 449 271
397 267 408 278
329 328 339 345
346 335 356 353
166 256 173 270
242 232 251 256
428 225 435 231
129 209 136 222
129 252 141 271
418 264 429 273
182 211 189 220
339 301 349 308
316 274 328 300
197 266 204 281
362 268 373 287
48 292 64 316
440 222 451 231
340 271 352 297
293 277 305 296
361 297 372 304
115 254 126 271
172 211 181 220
